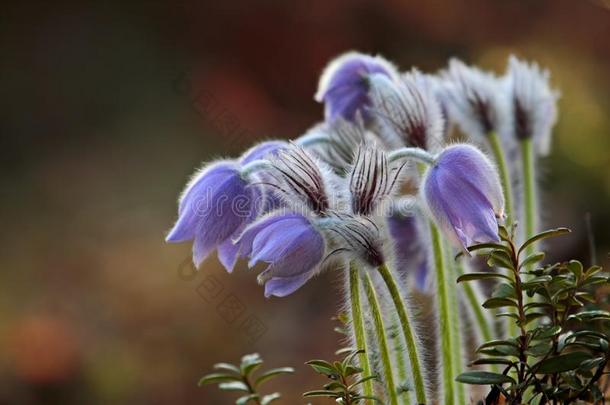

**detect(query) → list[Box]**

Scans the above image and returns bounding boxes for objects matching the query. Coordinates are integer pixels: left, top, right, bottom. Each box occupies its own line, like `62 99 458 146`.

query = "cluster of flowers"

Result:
167 52 557 299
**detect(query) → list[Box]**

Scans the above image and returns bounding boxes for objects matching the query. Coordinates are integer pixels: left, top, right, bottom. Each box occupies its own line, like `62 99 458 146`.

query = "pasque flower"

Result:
166 141 287 271
315 52 396 123
387 213 430 291
422 144 505 251
237 212 325 297
504 55 559 155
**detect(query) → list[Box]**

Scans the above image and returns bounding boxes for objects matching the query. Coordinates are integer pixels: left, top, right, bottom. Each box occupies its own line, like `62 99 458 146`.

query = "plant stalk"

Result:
349 262 375 398
376 263 427 404
363 272 399 405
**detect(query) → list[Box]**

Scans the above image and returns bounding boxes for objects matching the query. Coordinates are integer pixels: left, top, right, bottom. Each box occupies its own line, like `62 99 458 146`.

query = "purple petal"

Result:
264 272 314 298
240 140 289 165
217 237 240 273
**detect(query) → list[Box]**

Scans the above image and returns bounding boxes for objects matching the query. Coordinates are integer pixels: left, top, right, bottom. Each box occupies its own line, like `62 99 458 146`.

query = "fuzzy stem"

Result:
349 262 375 398
388 147 436 166
363 272 399 405
429 222 456 405
445 243 466 405
389 314 409 405
488 131 519 338
295 132 332 148
456 262 494 344
487 131 514 225
240 158 272 178
376 263 427 405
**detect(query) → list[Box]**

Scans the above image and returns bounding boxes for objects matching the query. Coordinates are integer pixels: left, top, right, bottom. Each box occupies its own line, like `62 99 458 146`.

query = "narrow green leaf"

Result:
535 352 591 374
492 283 516 299
470 358 515 367
254 367 295 387
261 393 281 405
236 394 259 405
519 252 545 270
457 272 510 283
305 360 338 376
455 371 515 385
348 375 377 391
219 381 250 392
303 390 341 398
518 228 571 256
482 297 518 309
198 373 243 386
240 353 263 377
214 363 241 374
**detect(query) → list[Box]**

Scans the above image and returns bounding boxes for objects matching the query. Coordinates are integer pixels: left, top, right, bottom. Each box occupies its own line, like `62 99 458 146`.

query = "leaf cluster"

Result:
198 353 294 405
456 226 610 404
303 349 380 404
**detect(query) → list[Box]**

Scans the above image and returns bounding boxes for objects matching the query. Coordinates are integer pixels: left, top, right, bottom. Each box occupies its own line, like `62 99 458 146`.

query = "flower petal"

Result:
263 272 314 298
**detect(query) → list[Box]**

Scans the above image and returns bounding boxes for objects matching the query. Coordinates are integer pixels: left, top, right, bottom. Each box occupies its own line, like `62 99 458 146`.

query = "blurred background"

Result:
1 1 609 403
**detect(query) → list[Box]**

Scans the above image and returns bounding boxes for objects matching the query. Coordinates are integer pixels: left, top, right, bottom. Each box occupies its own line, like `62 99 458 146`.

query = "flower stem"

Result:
376 263 427 405
521 138 537 307
445 243 465 405
363 272 399 405
456 262 494 344
487 131 513 225
429 222 456 405
388 147 436 166
349 262 374 398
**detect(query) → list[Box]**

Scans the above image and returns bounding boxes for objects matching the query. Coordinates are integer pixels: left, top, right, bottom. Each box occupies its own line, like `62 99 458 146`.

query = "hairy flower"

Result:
348 146 406 216
167 141 287 272
422 144 504 251
441 59 506 140
315 52 397 123
368 70 444 151
266 145 337 215
326 215 385 267
237 212 325 297
166 161 258 268
504 55 559 155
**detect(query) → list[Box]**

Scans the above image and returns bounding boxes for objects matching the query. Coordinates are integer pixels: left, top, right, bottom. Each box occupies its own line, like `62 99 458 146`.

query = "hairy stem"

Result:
521 138 537 306
388 147 436 166
363 272 399 405
349 262 375 398
488 131 514 225
429 222 456 405
376 263 427 404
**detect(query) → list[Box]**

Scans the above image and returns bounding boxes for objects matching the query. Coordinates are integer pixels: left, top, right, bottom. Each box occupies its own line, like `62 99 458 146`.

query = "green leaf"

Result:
214 363 241 374
219 381 250 392
348 375 377 390
492 283 516 299
303 390 341 398
466 242 511 254
578 357 605 371
261 393 281 405
482 297 518 309
305 360 338 376
240 353 263 377
532 326 562 340
489 251 515 270
476 340 518 353
455 371 515 385
525 342 552 357
535 352 591 374
521 276 553 291
470 358 515 367
254 367 295 387
457 272 510 283
236 394 259 405
519 252 545 270
198 373 243 386
518 228 571 255
341 349 364 369
567 260 583 278
568 310 610 322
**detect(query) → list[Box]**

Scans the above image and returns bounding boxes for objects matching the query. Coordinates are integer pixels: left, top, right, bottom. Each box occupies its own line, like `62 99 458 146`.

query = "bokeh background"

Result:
1 1 610 403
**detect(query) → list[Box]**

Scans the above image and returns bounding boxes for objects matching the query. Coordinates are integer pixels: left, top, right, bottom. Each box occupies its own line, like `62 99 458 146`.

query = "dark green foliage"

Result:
456 225 610 404
303 349 381 404
198 353 294 405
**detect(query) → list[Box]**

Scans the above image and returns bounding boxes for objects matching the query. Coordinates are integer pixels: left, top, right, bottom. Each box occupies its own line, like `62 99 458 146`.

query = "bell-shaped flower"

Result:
421 144 504 251
504 55 559 156
237 212 326 297
166 141 287 272
315 52 397 123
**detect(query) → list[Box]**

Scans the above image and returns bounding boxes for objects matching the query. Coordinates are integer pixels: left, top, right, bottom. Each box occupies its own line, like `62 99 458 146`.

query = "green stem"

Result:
363 272 399 405
488 131 519 338
488 131 514 225
389 314 409 405
429 222 456 405
445 243 466 405
376 264 427 404
456 262 494 343
349 263 375 398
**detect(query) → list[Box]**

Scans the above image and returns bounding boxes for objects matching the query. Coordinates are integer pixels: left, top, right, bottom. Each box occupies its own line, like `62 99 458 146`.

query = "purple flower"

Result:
315 52 396 123
166 141 287 272
388 214 430 291
237 213 325 297
422 144 504 251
